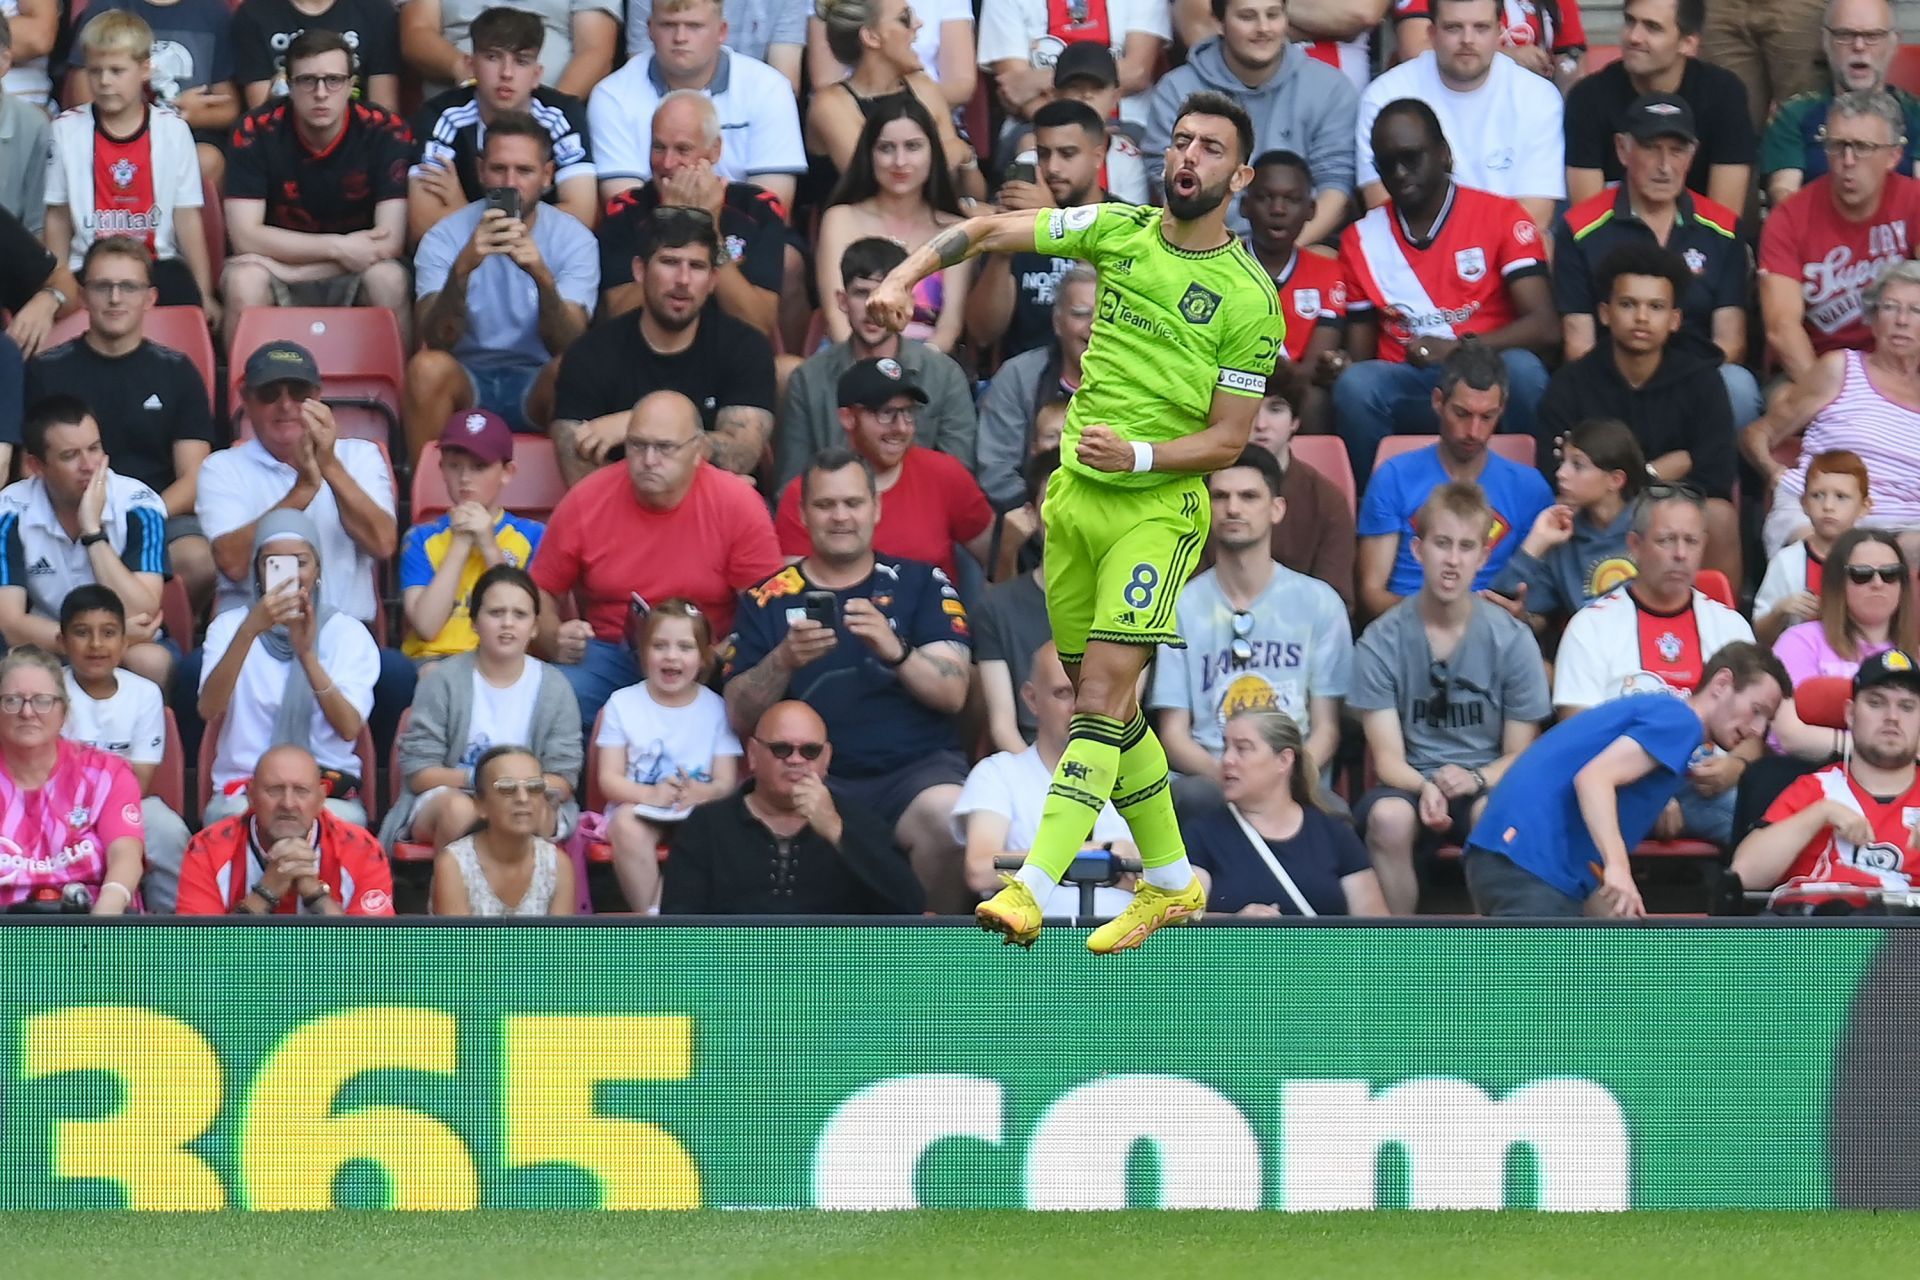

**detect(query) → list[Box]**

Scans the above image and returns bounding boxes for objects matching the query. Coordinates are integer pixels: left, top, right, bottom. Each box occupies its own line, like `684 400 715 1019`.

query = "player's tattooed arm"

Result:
931 226 971 268
868 211 1042 330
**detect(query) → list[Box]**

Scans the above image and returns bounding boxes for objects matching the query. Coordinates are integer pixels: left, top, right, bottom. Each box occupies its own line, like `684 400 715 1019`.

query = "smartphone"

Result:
1006 158 1038 187
801 591 837 627
263 554 299 596
484 186 522 219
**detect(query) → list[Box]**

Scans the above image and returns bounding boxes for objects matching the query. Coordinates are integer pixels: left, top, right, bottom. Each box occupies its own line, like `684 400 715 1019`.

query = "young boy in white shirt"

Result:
1754 450 1872 648
58 582 193 912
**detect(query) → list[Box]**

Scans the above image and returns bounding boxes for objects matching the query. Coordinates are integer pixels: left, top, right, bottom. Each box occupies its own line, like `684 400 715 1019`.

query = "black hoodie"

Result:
1535 341 1737 500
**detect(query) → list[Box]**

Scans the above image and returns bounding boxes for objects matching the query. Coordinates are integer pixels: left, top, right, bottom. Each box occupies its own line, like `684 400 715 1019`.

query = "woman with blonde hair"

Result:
1181 709 1387 917
806 0 979 195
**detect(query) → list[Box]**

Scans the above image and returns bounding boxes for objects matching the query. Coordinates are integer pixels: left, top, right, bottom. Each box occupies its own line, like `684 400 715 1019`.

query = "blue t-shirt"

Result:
1186 804 1369 915
413 201 601 370
1358 445 1554 596
724 557 971 778
91 0 234 95
1467 693 1704 900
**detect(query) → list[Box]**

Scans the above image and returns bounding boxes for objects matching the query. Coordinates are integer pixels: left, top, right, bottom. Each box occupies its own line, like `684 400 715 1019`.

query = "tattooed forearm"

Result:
932 226 972 269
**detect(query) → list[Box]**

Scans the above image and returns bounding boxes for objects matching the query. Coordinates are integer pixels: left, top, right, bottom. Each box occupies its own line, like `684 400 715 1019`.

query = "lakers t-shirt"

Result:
1030 203 1285 488
398 511 545 658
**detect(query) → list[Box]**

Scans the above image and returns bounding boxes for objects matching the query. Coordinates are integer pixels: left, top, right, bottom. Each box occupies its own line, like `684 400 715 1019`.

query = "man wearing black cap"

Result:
1045 42 1148 201
1562 0 1754 213
774 357 993 583
1552 93 1759 425
1733 648 1920 900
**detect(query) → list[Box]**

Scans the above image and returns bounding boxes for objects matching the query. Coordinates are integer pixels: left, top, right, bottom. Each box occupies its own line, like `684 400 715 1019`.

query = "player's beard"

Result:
1164 173 1233 221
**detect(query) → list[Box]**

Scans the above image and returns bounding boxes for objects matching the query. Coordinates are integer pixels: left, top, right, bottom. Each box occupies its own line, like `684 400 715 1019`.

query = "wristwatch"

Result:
38 284 68 309
80 530 109 547
882 643 912 669
1469 767 1488 795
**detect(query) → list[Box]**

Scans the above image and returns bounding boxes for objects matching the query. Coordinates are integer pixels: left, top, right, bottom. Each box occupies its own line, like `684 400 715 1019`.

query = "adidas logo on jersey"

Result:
27 558 54 576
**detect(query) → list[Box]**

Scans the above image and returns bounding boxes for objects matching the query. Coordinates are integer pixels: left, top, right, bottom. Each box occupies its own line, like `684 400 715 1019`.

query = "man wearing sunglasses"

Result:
1351 481 1549 914
1759 88 1920 382
1554 484 1757 847
176 743 395 915
1148 444 1350 817
662 700 924 914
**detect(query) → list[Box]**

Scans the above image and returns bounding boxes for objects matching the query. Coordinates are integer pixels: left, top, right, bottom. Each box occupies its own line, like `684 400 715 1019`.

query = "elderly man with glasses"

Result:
1762 0 1920 205
531 389 782 730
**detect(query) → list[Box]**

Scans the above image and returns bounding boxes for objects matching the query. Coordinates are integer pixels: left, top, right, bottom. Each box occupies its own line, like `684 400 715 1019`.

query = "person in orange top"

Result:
175 743 395 915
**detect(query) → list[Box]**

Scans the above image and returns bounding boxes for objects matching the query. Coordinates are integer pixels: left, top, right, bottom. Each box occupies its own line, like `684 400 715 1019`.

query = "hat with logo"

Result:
1621 92 1698 144
1054 40 1119 89
242 340 322 392
837 357 929 409
438 407 515 465
1855 648 1920 696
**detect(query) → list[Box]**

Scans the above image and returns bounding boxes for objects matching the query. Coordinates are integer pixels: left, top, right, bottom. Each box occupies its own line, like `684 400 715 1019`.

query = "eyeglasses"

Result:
290 72 352 94
1876 299 1920 321
489 776 548 797
861 405 916 427
1845 563 1906 585
1818 135 1904 159
84 279 146 299
1825 26 1893 46
756 738 826 760
250 381 316 404
1229 610 1255 664
623 436 699 459
1 694 65 714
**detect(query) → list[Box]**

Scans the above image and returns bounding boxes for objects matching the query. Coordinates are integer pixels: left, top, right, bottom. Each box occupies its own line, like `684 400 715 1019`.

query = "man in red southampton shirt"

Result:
1332 97 1559 479
1243 149 1346 433
1760 89 1920 383
175 745 395 915
1733 649 1920 908
774 358 994 582
531 388 783 730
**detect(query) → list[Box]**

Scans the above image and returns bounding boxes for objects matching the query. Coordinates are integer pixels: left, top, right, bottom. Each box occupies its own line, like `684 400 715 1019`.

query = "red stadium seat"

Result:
1633 839 1722 860
159 575 195 650
227 307 405 451
1892 46 1920 95
1696 569 1735 609
1792 675 1852 730
42 305 219 404
411 437 569 523
1371 433 1537 473
198 712 379 823
156 709 186 819
1583 45 1622 75
1291 436 1356 517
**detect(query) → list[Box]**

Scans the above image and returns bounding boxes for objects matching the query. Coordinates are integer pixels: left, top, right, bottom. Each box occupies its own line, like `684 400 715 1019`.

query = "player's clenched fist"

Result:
1075 423 1136 472
865 281 915 333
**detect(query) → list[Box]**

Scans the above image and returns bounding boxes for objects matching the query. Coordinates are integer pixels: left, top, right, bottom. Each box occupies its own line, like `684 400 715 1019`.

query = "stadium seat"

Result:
1696 569 1735 609
1892 45 1920 95
1584 45 1621 74
42 305 220 403
1792 675 1851 730
157 708 186 821
226 307 405 453
159 576 195 650
1372 433 1537 472
198 712 379 826
1291 435 1356 517
411 437 569 523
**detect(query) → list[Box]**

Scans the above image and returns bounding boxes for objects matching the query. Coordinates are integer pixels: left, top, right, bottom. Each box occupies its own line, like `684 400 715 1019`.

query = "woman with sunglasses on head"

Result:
430 745 577 916
597 598 740 913
1745 259 1920 563
381 564 583 854
0 645 144 913
807 0 980 196
1180 710 1388 918
814 94 973 353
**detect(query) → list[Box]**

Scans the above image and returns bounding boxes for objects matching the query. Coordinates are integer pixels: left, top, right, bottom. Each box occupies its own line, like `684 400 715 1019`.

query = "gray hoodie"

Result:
1142 39 1360 235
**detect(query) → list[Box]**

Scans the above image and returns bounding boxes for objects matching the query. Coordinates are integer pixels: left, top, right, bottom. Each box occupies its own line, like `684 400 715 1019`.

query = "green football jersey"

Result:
1032 202 1285 489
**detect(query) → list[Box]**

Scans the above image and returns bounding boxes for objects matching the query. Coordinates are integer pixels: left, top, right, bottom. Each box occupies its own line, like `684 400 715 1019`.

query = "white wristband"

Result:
1130 441 1153 473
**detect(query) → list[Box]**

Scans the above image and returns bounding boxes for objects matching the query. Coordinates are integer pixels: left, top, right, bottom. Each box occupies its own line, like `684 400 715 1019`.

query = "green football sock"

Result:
1112 710 1189 872
1017 713 1126 887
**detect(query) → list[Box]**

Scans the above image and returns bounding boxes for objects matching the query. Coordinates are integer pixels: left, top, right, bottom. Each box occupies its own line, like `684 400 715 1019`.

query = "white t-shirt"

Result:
596 681 741 821
199 608 380 787
1552 585 1756 710
63 669 167 767
45 104 203 267
1356 51 1565 200
912 0 975 86
1754 543 1818 620
975 0 1170 124
462 660 545 773
0 0 51 101
587 49 806 186
951 745 1134 917
196 437 396 623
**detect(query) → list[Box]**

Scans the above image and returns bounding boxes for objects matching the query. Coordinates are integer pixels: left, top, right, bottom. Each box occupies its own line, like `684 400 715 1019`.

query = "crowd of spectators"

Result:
2 0 1919 922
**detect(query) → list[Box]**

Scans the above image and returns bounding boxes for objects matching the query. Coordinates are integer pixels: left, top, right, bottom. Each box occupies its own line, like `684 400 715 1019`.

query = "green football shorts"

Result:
1041 466 1210 663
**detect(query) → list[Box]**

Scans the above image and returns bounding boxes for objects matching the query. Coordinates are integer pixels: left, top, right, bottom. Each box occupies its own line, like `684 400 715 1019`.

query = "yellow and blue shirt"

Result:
399 511 544 658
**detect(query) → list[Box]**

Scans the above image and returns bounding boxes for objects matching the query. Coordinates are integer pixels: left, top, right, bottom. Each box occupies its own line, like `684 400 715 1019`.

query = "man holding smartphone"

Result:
405 110 599 463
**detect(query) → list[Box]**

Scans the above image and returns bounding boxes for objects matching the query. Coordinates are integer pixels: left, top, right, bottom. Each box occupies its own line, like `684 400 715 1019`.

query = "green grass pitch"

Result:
8 1211 1920 1279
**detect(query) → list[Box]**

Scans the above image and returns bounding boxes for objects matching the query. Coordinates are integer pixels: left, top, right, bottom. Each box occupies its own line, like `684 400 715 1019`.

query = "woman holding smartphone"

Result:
197 510 381 826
